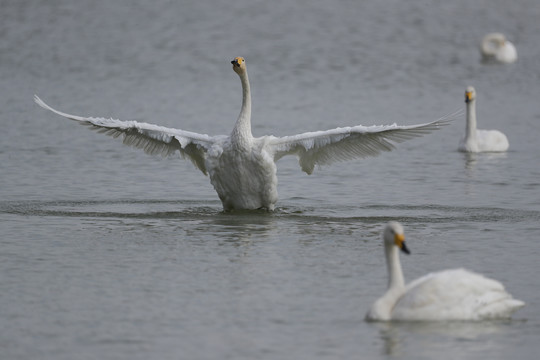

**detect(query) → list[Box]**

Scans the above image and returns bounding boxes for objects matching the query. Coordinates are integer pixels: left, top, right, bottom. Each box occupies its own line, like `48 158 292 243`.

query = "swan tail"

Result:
477 297 525 319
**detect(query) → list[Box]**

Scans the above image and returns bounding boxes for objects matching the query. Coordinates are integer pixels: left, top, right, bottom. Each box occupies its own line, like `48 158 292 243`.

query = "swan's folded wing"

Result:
268 113 457 174
393 268 523 320
34 95 215 174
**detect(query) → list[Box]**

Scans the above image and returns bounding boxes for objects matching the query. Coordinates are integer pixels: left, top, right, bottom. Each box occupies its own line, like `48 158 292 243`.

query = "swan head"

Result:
492 33 506 46
465 86 476 104
482 33 507 50
231 57 247 75
383 221 410 254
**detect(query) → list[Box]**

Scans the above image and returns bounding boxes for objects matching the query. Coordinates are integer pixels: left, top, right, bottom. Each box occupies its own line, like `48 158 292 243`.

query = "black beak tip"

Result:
401 243 411 255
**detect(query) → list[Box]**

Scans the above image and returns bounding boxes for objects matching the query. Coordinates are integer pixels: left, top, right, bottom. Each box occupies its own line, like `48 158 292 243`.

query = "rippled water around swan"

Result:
2 0 540 359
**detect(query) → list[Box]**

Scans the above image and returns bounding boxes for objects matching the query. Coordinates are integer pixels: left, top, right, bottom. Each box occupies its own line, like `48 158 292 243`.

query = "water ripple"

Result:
1 200 539 224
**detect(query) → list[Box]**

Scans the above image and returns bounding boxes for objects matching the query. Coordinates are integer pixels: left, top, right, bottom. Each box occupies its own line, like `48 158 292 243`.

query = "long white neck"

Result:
365 239 407 321
231 71 252 148
385 244 405 292
465 99 477 141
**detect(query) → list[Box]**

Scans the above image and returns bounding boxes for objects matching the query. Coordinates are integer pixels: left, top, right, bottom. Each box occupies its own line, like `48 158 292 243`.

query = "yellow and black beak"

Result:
395 233 410 254
231 57 244 67
465 91 472 104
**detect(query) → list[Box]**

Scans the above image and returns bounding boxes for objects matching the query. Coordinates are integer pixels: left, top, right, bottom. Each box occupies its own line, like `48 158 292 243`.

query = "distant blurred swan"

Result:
458 86 509 153
365 221 525 321
35 57 453 211
480 33 517 64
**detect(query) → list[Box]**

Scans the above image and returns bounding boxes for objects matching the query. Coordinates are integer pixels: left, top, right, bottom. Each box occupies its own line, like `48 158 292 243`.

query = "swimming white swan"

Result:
365 222 525 321
458 86 509 153
35 57 453 211
480 33 517 64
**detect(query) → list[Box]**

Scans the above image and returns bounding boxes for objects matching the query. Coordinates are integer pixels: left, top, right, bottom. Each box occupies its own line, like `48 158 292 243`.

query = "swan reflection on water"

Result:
372 319 521 356
463 151 508 174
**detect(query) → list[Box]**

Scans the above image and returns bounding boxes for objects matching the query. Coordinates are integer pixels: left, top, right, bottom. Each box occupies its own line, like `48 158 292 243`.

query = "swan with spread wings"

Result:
35 57 453 211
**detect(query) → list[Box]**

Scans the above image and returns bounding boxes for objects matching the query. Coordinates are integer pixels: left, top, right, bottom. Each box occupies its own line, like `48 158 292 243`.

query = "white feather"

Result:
269 113 456 174
34 95 213 173
366 222 525 322
480 33 517 64
35 57 455 210
458 86 509 153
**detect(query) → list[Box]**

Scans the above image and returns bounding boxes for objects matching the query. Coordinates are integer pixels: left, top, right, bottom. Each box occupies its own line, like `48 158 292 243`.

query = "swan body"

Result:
35 57 453 211
480 33 517 64
458 86 509 153
365 222 525 322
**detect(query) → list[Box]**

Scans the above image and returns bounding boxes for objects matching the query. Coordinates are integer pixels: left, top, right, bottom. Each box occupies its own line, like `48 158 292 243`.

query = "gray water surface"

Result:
2 1 540 359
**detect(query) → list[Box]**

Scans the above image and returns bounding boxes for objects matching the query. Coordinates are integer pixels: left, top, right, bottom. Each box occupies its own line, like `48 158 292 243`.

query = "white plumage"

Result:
480 33 517 64
365 222 525 322
35 57 453 211
458 86 509 153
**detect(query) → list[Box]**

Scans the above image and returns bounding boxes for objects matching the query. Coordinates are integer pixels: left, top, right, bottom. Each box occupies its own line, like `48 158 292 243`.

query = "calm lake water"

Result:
1 0 540 359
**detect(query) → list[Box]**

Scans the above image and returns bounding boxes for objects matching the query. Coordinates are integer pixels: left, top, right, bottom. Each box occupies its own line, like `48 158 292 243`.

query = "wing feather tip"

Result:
34 95 51 111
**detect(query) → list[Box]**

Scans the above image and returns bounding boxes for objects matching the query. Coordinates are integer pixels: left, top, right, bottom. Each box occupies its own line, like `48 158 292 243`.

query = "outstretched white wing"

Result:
268 112 458 174
34 96 216 174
